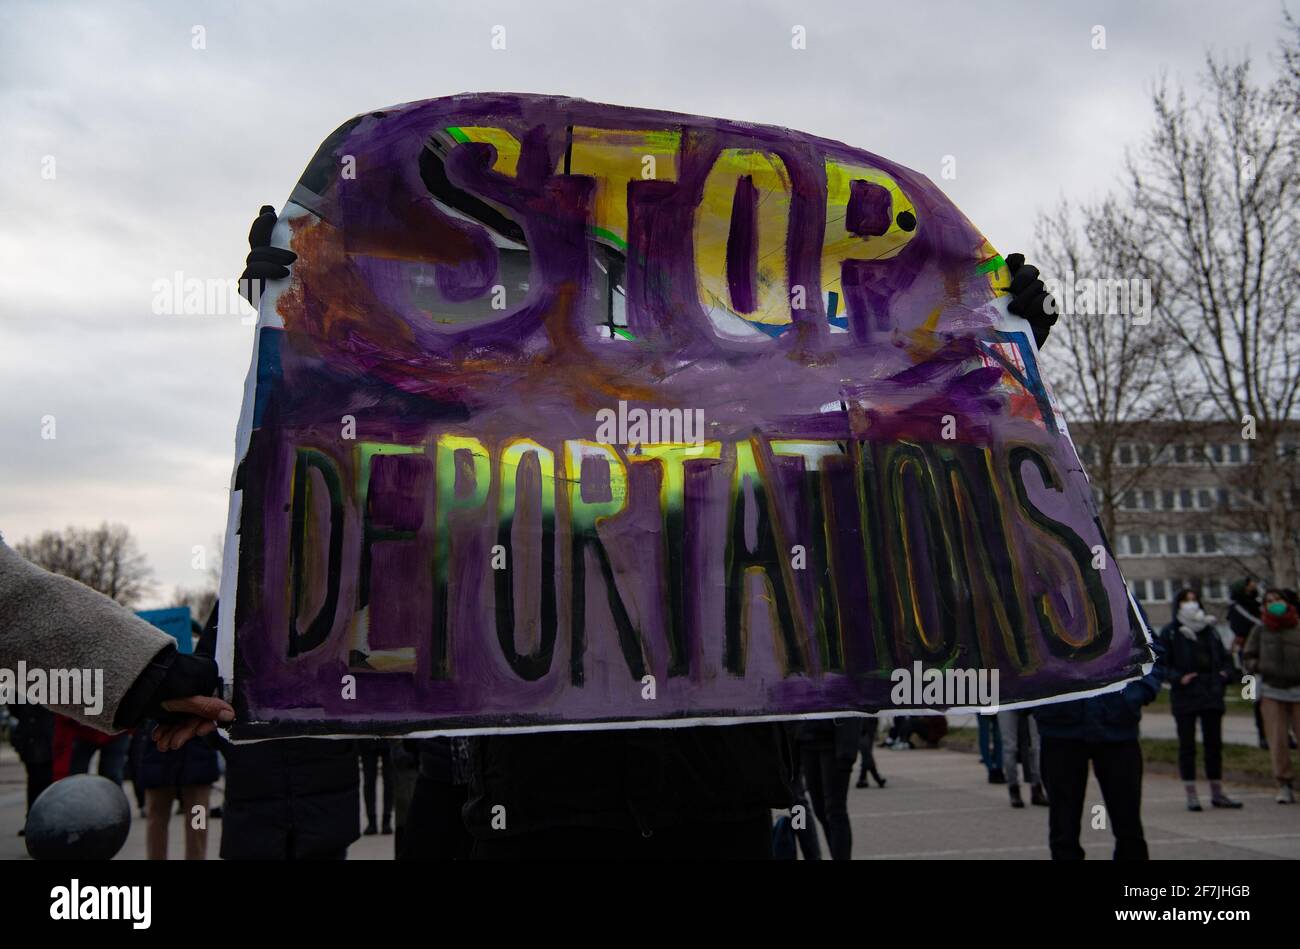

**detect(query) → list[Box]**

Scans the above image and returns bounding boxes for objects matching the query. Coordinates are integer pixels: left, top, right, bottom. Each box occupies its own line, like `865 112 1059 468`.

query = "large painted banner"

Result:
218 94 1152 738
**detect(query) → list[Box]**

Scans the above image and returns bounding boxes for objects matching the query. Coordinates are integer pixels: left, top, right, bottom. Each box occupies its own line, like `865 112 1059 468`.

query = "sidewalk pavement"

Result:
943 711 1261 746
850 742 1300 859
4 740 1297 860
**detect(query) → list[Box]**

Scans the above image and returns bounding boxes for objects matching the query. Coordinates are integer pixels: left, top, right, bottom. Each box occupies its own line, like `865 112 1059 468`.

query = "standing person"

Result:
976 710 1005 783
125 730 150 816
996 709 1046 807
1243 589 1300 803
1228 579 1267 747
1160 589 1242 811
1034 634 1166 860
53 715 130 785
0 537 235 747
138 722 220 859
359 740 393 836
796 718 863 860
7 703 54 836
400 738 474 860
855 716 886 788
235 209 1067 860
187 602 361 861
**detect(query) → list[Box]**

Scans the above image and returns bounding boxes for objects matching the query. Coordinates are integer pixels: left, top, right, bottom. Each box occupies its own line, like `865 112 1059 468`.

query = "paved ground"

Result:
1133 711 1261 746
849 742 1299 859
944 709 1261 746
3 737 1297 860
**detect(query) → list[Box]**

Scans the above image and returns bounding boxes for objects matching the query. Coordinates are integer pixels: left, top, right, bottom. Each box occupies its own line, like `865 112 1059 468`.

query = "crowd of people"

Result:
5 515 1300 862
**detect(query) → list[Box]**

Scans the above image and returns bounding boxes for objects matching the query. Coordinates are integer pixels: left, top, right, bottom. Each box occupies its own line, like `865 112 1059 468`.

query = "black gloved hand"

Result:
1004 253 1059 348
238 204 297 303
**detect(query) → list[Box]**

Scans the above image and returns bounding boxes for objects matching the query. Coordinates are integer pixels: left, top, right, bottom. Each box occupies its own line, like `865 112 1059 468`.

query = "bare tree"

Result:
1124 41 1299 585
1033 197 1176 539
15 523 155 607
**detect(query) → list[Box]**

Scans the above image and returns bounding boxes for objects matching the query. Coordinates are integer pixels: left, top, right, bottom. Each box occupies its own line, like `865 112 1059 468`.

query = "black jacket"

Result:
137 725 221 790
795 718 865 759
463 723 794 839
7 703 54 765
220 737 360 859
1159 620 1232 715
1227 582 1262 641
200 602 360 859
1034 641 1167 742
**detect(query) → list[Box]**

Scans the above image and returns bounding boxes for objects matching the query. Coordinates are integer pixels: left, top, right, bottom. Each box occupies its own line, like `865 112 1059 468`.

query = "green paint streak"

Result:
446 126 470 144
590 226 628 250
977 254 1005 274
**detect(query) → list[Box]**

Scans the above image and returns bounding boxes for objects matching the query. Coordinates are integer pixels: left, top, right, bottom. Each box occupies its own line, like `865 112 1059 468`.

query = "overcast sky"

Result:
0 0 1291 605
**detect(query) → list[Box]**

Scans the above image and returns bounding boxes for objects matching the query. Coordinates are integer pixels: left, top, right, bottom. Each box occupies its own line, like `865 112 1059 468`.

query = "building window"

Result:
1175 444 1189 464
1228 443 1242 463
1197 488 1213 509
1141 490 1155 510
1118 444 1134 465
1129 535 1144 555
1202 533 1218 553
1180 488 1193 509
1165 534 1180 555
1161 489 1175 510
1184 533 1201 554
1150 578 1167 601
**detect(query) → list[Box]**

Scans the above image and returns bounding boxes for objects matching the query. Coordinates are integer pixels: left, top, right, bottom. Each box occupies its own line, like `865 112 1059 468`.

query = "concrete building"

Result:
1070 420 1300 628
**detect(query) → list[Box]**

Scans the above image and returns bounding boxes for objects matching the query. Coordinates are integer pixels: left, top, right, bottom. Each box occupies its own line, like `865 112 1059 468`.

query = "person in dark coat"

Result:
7 702 54 835
1159 589 1242 811
464 725 791 859
138 722 221 859
1228 578 1269 748
855 715 886 788
795 718 863 860
1034 631 1166 860
196 602 361 860
399 737 473 860
358 739 394 836
220 738 360 859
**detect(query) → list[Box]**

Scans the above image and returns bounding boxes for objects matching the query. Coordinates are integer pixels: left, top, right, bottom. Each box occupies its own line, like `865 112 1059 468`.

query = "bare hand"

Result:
1180 672 1198 685
151 696 235 751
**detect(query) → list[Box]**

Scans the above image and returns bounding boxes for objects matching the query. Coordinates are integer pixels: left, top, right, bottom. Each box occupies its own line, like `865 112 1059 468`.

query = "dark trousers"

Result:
1039 736 1147 860
790 760 823 860
469 812 773 860
359 742 393 825
1173 710 1223 781
801 744 854 860
400 776 472 860
856 718 882 783
977 714 1002 773
24 759 53 815
69 732 130 786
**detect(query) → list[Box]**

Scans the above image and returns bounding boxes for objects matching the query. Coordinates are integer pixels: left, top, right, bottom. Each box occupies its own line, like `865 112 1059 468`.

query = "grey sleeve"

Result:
0 539 172 731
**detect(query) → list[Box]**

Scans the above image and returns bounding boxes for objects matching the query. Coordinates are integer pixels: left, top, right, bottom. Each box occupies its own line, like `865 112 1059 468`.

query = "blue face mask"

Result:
1268 602 1289 617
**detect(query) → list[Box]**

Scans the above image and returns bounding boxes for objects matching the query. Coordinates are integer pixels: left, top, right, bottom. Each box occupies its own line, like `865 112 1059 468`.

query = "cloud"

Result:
0 0 1288 602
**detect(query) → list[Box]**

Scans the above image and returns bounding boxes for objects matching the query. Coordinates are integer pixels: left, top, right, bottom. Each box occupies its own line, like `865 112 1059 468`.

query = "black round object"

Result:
24 774 131 861
895 210 917 232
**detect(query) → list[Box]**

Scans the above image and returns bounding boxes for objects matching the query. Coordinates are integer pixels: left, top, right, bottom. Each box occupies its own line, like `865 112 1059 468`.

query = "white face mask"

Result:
1178 600 1210 631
